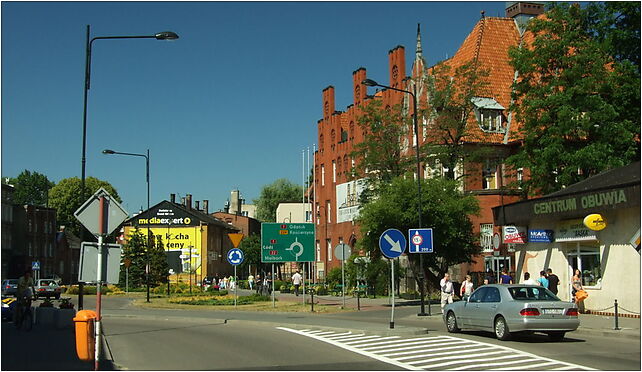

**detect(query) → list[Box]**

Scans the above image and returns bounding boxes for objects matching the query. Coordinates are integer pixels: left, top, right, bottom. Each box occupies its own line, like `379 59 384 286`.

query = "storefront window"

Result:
568 244 602 287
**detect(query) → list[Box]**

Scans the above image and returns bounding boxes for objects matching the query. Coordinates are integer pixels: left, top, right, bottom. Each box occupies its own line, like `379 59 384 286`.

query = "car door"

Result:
463 287 487 328
475 286 501 330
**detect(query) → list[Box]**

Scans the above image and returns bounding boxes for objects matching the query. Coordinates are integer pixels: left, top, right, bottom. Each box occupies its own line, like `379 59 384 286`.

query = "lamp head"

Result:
155 31 179 40
102 149 115 154
362 79 379 87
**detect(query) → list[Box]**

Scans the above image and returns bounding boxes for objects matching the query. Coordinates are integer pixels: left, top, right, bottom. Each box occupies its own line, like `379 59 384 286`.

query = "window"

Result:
343 156 348 175
321 164 325 186
482 287 501 303
316 203 320 225
480 109 503 132
482 159 498 190
568 243 602 287
480 224 494 252
332 161 336 183
349 121 354 141
316 240 320 262
319 135 324 152
327 239 332 262
336 157 342 176
509 287 559 301
326 201 331 223
340 128 348 143
469 287 487 303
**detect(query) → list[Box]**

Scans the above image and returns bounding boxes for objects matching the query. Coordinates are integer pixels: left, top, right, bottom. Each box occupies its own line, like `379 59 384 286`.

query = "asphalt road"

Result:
83 295 640 370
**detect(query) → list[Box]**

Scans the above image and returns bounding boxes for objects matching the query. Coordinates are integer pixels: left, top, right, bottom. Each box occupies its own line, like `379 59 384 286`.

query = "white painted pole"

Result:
390 258 395 329
234 265 237 308
341 245 346 309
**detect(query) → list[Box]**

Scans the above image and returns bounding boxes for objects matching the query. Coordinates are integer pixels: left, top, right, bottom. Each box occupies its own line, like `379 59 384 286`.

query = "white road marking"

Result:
277 328 596 371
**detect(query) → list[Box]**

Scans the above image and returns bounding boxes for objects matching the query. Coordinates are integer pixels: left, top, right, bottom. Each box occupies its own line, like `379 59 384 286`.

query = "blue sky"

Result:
2 1 507 215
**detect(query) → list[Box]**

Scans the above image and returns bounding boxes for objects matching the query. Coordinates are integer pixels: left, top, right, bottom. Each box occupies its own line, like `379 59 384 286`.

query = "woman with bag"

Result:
572 269 588 303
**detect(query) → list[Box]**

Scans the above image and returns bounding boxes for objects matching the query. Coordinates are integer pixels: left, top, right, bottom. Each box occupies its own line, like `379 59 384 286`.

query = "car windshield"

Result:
508 286 560 301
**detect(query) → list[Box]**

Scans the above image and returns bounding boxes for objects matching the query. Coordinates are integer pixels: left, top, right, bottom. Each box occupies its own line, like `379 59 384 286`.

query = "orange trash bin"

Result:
73 310 97 361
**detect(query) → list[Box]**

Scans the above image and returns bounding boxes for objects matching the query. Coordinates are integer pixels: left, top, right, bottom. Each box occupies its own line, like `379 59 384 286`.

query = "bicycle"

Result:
14 296 33 331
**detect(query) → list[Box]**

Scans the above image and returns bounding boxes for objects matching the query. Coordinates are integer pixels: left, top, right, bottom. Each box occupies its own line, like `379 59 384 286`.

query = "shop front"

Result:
493 162 640 317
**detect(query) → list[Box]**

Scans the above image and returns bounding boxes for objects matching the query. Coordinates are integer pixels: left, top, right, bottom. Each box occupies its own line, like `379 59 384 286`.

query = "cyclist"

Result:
15 268 35 326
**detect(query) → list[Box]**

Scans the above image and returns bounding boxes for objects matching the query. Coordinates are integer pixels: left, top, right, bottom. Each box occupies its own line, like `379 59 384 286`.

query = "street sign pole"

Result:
272 263 275 308
94 195 108 371
234 265 237 308
341 244 345 309
390 258 395 329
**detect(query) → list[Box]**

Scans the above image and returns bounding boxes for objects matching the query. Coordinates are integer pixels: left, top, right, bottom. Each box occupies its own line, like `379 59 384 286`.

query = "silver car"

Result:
443 284 579 341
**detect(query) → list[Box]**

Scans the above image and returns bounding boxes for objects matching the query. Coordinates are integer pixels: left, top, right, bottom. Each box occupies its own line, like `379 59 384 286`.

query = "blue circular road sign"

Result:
227 248 244 266
379 229 407 259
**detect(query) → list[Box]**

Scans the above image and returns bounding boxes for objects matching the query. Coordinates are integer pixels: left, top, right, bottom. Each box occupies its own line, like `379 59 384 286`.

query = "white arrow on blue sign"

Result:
408 228 434 253
227 248 244 266
379 229 407 258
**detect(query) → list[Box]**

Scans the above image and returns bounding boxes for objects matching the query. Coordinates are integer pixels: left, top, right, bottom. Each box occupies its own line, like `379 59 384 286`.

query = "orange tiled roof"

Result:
438 17 523 144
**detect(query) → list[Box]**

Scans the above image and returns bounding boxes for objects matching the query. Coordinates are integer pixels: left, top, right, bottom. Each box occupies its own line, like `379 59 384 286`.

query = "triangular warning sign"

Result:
228 233 244 248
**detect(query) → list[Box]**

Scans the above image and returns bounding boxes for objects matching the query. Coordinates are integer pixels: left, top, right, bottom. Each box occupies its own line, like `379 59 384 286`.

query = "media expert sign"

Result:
336 178 367 223
502 226 528 244
261 223 315 262
136 207 198 226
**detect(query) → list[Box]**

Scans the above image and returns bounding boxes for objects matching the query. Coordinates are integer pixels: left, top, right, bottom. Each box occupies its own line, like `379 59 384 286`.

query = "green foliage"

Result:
356 176 481 289
48 177 121 236
169 293 271 306
423 61 493 178
118 228 169 289
65 285 112 295
253 178 303 222
507 2 640 195
351 100 415 190
238 234 266 273
6 170 54 206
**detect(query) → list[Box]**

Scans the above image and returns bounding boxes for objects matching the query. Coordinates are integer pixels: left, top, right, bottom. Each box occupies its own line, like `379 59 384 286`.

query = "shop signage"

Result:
533 189 628 216
529 229 554 243
261 223 315 262
583 213 607 231
502 226 528 244
555 219 597 242
136 205 199 226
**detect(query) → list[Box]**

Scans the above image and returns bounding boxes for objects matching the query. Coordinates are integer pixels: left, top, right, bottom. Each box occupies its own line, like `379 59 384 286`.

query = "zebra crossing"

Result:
277 327 595 371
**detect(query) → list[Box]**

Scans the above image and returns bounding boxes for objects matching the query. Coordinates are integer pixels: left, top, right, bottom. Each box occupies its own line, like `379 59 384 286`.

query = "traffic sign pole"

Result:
390 258 395 329
234 265 237 308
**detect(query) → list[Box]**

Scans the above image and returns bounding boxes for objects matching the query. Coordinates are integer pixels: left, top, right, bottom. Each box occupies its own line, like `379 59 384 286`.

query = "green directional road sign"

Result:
261 223 315 263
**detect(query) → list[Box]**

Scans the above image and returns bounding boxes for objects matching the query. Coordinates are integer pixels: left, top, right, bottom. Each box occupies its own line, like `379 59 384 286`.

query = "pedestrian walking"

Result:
460 274 474 301
485 270 496 284
499 269 513 284
255 274 262 294
248 274 254 290
537 270 549 288
572 269 584 302
546 268 559 295
292 270 303 296
440 273 454 312
522 272 537 285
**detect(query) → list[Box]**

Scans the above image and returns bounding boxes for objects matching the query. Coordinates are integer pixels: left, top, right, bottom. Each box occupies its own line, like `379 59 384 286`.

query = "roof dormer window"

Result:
472 97 506 133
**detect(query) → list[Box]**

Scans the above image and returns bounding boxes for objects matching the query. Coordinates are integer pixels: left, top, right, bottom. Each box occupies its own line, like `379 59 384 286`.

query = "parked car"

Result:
443 284 579 341
35 279 62 299
2 279 18 296
1 296 17 320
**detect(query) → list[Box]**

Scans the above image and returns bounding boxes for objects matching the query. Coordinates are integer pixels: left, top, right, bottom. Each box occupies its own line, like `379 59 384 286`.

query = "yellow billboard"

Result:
149 226 202 275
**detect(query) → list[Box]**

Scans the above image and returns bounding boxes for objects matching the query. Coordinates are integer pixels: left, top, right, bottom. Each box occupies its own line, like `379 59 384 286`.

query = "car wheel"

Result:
55 293 60 300
446 311 460 333
494 316 511 341
547 331 566 341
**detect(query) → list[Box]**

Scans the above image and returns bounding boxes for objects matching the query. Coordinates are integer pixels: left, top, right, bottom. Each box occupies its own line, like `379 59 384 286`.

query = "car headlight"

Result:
2 302 9 308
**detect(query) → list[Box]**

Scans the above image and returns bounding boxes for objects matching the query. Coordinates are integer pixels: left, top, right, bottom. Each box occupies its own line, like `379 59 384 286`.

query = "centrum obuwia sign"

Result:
534 189 629 215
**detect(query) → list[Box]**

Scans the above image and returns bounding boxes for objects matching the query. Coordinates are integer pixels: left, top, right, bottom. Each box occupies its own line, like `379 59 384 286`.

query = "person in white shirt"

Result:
440 273 454 312
522 272 538 285
460 274 474 301
292 270 303 296
248 274 254 290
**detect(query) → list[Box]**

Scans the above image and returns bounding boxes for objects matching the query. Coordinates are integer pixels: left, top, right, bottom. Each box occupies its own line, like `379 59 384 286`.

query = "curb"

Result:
573 327 640 340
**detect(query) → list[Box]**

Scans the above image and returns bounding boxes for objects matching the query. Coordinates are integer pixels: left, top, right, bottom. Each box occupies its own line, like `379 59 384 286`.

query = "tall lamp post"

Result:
103 149 151 302
362 78 429 316
80 25 177 308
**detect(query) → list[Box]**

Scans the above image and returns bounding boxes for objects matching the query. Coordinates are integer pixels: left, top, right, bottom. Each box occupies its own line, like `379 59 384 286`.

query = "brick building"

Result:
313 3 545 282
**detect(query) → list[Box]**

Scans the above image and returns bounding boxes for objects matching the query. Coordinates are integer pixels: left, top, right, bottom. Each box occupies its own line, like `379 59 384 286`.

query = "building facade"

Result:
493 162 641 317
123 193 239 284
313 3 546 282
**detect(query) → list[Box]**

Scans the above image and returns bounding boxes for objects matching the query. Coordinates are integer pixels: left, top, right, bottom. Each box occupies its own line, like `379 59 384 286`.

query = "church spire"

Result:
416 23 423 57
412 23 427 78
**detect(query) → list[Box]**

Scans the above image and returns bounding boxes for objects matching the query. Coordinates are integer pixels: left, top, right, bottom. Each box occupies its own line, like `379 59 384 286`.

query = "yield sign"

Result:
74 188 129 237
228 233 244 248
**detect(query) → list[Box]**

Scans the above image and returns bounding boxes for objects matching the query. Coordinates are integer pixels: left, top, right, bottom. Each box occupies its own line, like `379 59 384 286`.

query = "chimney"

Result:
170 193 176 203
195 200 200 211
230 190 241 216
224 200 230 213
186 194 192 209
203 200 209 214
181 197 186 206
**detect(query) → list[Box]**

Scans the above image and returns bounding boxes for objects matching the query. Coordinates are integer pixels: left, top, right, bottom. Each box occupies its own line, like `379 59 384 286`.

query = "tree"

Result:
351 100 415 190
48 177 121 236
585 2 640 68
356 176 481 290
118 228 169 289
238 233 266 275
6 170 54 206
422 61 493 180
507 2 640 195
254 178 303 222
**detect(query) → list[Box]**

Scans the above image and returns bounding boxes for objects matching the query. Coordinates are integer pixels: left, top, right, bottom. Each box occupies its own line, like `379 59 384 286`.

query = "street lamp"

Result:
362 78 429 316
80 25 177 308
103 149 151 302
